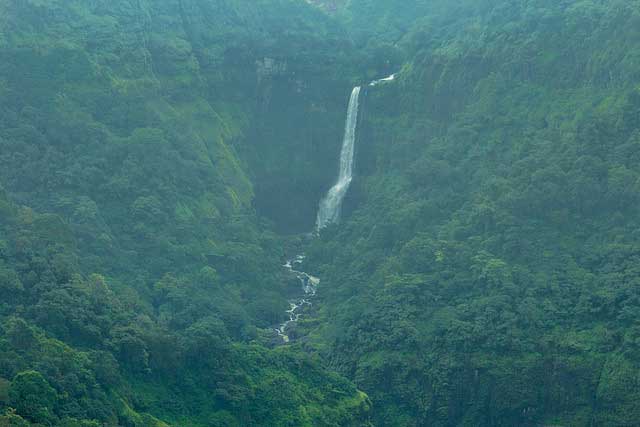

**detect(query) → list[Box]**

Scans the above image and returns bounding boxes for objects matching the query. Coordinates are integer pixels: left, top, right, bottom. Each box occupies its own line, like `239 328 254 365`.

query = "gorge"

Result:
2 1 640 426
277 73 399 344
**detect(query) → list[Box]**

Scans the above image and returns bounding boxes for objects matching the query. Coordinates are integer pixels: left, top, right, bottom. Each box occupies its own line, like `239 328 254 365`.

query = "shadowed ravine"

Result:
275 74 396 343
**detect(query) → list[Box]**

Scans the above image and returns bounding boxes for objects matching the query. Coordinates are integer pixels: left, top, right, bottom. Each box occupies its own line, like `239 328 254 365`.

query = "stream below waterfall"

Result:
275 255 320 343
273 72 396 344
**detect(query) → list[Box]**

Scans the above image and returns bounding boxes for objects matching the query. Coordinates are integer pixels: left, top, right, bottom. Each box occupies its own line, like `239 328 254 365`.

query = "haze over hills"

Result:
1 1 640 426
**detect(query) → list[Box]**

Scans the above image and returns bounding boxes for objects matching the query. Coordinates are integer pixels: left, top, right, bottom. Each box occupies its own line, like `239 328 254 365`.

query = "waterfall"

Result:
315 86 361 230
275 74 397 344
369 73 396 86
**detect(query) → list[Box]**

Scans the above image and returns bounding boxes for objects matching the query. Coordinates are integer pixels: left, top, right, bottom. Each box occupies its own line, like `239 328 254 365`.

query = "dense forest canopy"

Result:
1 0 640 426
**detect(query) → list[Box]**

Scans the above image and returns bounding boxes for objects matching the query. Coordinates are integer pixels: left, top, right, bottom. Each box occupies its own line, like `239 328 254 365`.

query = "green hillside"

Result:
304 1 640 425
2 0 640 426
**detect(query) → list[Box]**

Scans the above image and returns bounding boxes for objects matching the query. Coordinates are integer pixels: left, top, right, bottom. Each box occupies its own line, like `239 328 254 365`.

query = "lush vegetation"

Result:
302 1 640 426
2 0 640 426
0 0 370 425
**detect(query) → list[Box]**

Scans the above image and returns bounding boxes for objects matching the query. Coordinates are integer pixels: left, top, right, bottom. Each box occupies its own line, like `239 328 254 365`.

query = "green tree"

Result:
8 371 58 425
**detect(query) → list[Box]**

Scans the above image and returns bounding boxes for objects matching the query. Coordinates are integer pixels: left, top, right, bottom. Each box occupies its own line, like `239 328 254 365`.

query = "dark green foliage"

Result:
3 0 640 425
298 1 640 426
0 165 370 425
0 1 370 426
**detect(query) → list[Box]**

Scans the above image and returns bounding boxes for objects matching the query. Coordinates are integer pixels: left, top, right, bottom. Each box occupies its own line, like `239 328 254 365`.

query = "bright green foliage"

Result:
8 371 57 425
0 409 31 427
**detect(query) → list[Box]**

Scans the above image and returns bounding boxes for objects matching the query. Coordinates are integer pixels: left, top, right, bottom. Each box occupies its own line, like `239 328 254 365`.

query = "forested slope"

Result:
3 0 640 426
0 1 371 425
303 1 640 426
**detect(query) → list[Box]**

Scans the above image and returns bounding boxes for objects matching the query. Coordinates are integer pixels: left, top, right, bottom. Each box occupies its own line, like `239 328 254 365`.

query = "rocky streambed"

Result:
275 255 320 343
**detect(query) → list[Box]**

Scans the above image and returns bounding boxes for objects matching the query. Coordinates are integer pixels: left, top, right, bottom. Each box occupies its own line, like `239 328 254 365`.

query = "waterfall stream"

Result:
274 74 396 344
315 86 362 231
275 255 320 343
369 73 396 86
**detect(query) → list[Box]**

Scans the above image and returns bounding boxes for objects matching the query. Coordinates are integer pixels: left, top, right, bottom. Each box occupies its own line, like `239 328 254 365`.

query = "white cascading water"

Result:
275 255 320 343
369 73 396 86
315 86 362 231
275 74 396 344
